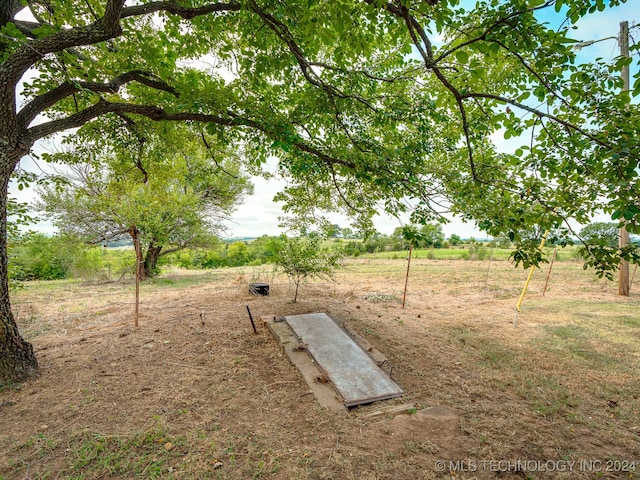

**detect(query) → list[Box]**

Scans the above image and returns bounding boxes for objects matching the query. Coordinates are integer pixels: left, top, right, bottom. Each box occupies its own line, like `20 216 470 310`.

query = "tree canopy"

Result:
4 0 639 257
37 122 252 277
578 221 625 279
1 0 638 384
391 223 445 248
580 222 620 248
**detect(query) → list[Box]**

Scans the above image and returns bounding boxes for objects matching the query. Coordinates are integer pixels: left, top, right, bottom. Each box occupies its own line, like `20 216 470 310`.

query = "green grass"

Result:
360 245 582 262
445 293 640 424
617 315 640 328
11 427 191 480
523 375 581 417
147 273 219 288
68 429 179 479
542 325 618 369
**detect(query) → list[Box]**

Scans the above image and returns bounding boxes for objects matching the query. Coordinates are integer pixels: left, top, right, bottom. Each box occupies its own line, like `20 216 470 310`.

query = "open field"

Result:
1 256 639 479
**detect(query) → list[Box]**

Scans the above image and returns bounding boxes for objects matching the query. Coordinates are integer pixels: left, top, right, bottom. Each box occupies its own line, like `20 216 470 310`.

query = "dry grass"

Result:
1 258 639 479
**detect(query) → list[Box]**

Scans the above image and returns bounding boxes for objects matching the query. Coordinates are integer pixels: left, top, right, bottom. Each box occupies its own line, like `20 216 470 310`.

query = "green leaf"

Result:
623 209 636 221
455 50 469 64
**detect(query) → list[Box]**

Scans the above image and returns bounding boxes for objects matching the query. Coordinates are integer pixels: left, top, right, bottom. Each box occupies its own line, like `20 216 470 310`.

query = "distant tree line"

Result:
6 224 468 283
10 222 629 284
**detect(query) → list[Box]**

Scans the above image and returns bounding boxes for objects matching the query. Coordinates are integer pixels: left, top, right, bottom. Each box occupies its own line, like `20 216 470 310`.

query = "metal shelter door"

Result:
284 313 403 407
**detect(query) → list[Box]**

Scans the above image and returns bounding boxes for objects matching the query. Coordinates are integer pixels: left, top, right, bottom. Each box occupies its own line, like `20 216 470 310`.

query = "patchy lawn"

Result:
1 258 639 479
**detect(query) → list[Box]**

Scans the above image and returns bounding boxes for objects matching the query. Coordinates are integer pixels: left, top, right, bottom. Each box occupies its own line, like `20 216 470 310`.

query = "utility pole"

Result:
619 20 630 297
574 22 633 295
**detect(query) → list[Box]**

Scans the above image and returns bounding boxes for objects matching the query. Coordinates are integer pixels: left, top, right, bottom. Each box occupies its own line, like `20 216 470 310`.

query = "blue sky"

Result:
10 1 639 239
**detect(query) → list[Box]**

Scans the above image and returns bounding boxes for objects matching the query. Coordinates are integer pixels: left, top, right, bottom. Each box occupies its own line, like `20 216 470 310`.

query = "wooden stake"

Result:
402 244 412 309
542 247 557 297
630 264 638 290
129 226 142 327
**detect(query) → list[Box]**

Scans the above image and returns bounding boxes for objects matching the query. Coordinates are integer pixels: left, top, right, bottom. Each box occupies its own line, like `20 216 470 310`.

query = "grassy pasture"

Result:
1 255 639 479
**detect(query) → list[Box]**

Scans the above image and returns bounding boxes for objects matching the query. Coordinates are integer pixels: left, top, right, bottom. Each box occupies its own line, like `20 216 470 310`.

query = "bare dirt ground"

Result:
1 258 639 479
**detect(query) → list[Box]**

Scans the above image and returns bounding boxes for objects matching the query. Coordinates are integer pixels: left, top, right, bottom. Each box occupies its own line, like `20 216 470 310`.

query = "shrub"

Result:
476 246 490 261
271 236 343 302
71 247 106 281
9 233 80 281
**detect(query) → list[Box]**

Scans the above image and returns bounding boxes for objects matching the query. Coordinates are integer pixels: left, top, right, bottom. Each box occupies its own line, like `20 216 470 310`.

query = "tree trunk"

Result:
293 278 301 303
142 243 162 279
0 167 38 386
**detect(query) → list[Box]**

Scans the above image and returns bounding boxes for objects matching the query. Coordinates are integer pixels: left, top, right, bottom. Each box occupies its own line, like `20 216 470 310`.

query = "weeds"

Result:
364 293 400 303
68 428 182 479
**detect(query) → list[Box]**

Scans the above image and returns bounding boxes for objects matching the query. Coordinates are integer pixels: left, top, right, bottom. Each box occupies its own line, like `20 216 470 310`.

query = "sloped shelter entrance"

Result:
284 313 403 407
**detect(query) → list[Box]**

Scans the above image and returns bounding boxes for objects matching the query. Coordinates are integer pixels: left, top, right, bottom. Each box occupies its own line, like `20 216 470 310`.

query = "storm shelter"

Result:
284 313 403 407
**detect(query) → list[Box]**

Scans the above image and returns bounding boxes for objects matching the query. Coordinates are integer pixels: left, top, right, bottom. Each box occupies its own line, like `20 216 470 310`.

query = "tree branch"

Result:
0 0 23 28
434 1 554 64
3 0 125 83
5 1 241 85
291 140 357 170
26 100 231 142
17 70 178 129
367 2 479 179
120 1 241 19
13 20 44 38
487 38 574 111
327 163 365 214
462 92 630 157
248 0 378 112
200 130 238 179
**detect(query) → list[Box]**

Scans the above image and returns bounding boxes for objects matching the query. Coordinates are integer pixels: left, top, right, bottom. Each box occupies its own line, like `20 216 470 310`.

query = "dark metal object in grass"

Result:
245 305 258 334
249 283 270 296
129 225 142 328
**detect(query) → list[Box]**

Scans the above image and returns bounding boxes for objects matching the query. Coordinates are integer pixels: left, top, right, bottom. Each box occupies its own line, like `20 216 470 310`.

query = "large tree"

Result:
37 122 252 278
1 0 638 385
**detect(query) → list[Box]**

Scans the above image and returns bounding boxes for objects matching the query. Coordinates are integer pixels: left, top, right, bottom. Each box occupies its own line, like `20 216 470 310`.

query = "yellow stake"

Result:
514 230 549 327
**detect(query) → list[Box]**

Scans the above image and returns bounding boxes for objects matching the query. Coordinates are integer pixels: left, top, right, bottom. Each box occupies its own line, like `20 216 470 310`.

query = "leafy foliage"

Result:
391 224 445 249
576 222 640 280
37 123 252 277
7 197 35 289
8 233 85 281
579 222 620 248
270 236 343 302
1 0 638 275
